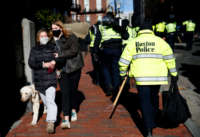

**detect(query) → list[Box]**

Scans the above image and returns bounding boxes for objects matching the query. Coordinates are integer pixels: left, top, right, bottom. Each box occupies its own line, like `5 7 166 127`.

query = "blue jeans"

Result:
185 32 194 50
40 87 57 122
100 48 122 91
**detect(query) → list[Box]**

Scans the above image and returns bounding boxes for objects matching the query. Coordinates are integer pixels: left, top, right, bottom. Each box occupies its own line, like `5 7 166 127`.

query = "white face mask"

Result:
40 37 49 45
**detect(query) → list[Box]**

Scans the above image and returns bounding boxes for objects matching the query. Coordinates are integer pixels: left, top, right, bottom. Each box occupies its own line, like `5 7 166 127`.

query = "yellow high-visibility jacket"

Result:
152 25 155 31
155 22 166 33
123 26 137 45
128 26 138 39
182 20 196 32
98 25 122 48
166 22 176 33
89 30 95 48
119 29 178 85
99 25 121 40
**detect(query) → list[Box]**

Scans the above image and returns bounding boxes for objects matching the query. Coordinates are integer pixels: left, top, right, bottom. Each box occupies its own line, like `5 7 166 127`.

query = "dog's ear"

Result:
30 84 35 90
30 85 37 98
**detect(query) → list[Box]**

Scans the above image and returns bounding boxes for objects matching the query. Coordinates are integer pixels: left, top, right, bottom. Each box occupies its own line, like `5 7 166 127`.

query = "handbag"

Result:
161 83 191 128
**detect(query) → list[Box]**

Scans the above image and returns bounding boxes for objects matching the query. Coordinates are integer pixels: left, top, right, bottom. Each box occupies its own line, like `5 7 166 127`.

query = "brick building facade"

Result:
71 0 109 25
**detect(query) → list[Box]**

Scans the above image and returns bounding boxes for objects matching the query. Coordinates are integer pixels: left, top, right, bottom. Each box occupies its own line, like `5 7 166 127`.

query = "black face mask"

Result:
52 29 61 37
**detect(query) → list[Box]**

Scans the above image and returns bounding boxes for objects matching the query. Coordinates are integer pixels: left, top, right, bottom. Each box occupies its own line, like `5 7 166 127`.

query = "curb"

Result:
9 120 22 132
184 118 200 137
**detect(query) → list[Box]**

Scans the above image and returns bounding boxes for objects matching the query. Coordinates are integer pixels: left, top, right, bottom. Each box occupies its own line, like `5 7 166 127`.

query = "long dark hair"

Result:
49 20 71 38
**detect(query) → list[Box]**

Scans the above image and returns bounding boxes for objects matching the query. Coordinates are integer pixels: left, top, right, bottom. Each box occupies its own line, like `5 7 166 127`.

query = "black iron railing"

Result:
78 8 106 15
70 3 81 12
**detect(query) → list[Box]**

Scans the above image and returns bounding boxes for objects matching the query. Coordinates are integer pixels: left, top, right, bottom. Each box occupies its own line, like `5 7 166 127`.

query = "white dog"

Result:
20 84 47 125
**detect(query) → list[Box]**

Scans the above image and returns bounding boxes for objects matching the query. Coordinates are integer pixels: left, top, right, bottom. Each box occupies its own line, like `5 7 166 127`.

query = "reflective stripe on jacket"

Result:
119 29 177 85
99 25 121 41
99 25 122 48
123 26 137 45
89 30 95 47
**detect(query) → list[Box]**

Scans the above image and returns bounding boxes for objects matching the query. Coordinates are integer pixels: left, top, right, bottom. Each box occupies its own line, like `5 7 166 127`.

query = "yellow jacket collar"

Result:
138 29 154 36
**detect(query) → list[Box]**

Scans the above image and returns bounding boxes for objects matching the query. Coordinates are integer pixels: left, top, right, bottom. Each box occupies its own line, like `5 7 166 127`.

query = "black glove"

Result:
171 76 178 85
121 75 127 81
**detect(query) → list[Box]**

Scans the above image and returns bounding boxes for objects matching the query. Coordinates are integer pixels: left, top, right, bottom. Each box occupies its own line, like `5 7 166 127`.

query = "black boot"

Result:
105 85 114 96
106 91 112 96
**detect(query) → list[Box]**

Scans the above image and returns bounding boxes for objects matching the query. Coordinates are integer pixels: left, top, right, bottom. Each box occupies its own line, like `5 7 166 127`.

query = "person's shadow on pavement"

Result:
119 91 147 136
180 63 200 94
86 70 109 95
110 82 147 137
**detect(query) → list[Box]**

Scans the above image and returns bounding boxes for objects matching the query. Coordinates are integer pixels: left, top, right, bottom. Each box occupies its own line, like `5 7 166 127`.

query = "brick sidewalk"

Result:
7 54 192 137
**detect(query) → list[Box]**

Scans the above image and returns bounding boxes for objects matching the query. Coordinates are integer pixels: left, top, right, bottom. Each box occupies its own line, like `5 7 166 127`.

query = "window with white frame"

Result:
71 13 76 21
97 15 102 21
84 0 90 12
96 0 102 10
85 15 90 23
77 15 80 21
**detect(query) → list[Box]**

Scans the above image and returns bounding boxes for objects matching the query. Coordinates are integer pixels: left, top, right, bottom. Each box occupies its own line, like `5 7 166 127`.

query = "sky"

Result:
109 0 134 13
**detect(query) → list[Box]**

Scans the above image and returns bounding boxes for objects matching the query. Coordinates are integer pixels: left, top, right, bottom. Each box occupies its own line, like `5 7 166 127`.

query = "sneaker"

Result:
146 128 153 137
46 122 55 134
61 120 70 129
71 112 77 122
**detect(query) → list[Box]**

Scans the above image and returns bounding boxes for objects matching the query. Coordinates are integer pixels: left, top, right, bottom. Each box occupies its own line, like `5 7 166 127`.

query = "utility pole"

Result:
114 0 121 17
140 0 145 24
114 0 117 15
133 0 145 26
117 1 121 17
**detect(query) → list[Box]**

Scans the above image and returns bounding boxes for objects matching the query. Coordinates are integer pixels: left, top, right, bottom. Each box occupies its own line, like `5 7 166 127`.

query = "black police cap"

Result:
140 22 152 30
122 19 129 27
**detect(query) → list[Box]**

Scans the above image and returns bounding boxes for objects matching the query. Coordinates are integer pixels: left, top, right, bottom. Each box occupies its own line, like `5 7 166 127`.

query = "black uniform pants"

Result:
59 69 81 116
166 32 176 50
100 48 122 92
137 85 160 129
185 31 194 50
91 52 100 84
155 32 165 39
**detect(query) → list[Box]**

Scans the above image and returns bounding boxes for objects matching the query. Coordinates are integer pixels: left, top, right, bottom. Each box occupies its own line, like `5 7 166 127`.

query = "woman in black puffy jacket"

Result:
28 29 57 134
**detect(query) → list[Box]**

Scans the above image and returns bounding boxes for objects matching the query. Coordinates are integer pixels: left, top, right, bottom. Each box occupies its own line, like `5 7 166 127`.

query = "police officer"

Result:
182 19 196 50
94 12 129 96
166 18 177 50
86 22 101 85
123 19 138 47
155 20 166 39
119 22 178 137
